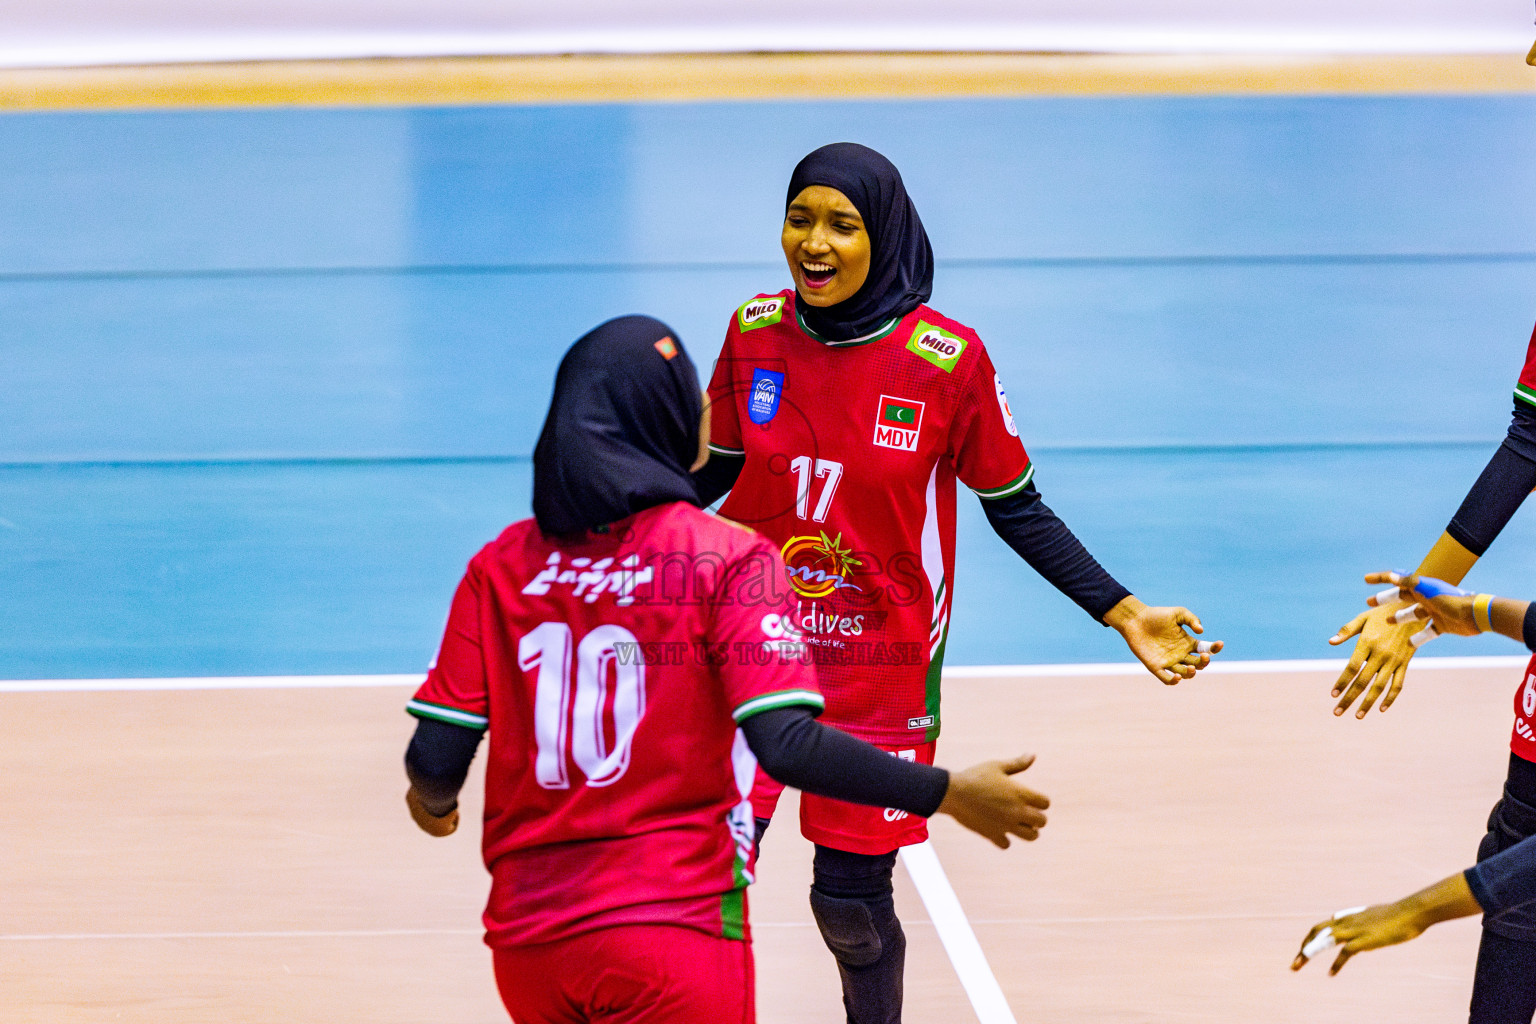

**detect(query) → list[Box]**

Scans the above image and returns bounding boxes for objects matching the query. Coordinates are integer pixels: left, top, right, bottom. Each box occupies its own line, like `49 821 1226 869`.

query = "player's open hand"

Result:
1103 596 1221 684
1327 587 1423 718
939 754 1050 849
1291 903 1421 976
406 787 460 837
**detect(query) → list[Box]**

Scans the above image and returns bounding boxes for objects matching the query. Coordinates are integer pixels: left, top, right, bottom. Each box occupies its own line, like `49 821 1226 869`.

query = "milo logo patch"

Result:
739 297 786 332
905 321 967 373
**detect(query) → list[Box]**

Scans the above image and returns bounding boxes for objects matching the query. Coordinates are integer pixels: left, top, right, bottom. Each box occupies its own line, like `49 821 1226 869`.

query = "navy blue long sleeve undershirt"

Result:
404 706 949 821
1447 399 1536 557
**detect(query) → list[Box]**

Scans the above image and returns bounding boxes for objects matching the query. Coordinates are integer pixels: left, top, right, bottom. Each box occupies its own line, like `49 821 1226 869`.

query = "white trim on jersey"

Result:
731 688 825 722
920 463 950 655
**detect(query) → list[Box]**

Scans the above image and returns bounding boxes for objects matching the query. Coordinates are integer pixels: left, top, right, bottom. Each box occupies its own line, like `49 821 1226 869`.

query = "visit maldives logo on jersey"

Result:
872 395 925 452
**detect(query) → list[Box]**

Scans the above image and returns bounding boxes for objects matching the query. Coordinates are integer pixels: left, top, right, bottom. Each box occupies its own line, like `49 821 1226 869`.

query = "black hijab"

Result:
532 315 703 536
786 142 934 342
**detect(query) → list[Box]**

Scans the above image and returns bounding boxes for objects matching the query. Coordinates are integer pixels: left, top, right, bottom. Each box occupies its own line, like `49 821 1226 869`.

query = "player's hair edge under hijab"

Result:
786 142 934 343
532 314 704 536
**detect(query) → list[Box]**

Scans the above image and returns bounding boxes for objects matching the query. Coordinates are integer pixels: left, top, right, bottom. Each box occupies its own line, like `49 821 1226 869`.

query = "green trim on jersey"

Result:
972 462 1035 500
707 442 746 457
930 577 948 630
732 688 825 722
1517 383 1536 409
406 698 488 730
922 629 948 744
794 305 902 347
720 887 747 941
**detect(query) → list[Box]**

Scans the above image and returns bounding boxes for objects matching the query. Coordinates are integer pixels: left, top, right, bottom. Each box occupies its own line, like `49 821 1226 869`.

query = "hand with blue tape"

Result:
1362 571 1489 641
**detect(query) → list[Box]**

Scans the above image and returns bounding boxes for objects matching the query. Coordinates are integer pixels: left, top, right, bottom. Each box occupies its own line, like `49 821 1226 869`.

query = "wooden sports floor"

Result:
3 660 1517 1023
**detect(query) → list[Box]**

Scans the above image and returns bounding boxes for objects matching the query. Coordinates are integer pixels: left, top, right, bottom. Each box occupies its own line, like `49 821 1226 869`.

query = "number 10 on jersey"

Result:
519 622 647 790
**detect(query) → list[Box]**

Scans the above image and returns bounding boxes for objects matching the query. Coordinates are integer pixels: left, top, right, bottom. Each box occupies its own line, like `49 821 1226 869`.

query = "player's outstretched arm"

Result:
1291 874 1482 976
1327 531 1479 718
741 708 1048 848
1101 596 1222 684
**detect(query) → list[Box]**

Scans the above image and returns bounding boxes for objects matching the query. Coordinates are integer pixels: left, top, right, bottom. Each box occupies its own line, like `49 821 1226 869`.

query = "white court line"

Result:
944 654 1530 678
2 656 1526 693
900 840 1017 1024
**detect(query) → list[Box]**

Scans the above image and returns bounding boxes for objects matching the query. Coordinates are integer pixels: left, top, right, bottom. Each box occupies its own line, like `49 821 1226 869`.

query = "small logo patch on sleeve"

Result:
907 715 935 729
905 321 967 372
653 336 679 360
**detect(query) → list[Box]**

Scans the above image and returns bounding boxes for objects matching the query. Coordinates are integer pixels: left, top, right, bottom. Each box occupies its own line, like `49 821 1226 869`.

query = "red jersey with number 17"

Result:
407 501 823 947
706 290 1032 746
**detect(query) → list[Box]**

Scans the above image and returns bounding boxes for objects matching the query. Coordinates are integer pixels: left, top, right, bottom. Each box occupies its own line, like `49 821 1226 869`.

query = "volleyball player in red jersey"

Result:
400 315 1052 1024
1326 323 1536 1023
693 143 1222 1023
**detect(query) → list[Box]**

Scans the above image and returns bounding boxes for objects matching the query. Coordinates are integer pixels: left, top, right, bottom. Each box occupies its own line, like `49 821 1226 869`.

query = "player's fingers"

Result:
1380 663 1407 712
1332 643 1369 698
1016 804 1048 829
1353 671 1389 718
1328 946 1356 976
1012 785 1050 810
1389 603 1429 623
1329 611 1369 648
1173 608 1202 634
1334 654 1382 715
1000 753 1037 775
989 831 1011 850
1011 825 1040 842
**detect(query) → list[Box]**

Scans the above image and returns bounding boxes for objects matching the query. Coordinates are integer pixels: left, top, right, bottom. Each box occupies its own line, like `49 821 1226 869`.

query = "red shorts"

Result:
1511 654 1536 762
492 923 754 1024
750 741 936 856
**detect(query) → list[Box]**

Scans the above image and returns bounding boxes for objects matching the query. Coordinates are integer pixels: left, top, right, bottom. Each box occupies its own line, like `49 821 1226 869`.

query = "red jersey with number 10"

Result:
408 501 823 947
706 290 1032 746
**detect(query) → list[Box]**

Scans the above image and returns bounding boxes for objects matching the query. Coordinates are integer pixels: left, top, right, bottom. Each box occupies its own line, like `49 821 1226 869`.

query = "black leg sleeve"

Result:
981 479 1131 622
1470 931 1536 1024
811 846 905 1024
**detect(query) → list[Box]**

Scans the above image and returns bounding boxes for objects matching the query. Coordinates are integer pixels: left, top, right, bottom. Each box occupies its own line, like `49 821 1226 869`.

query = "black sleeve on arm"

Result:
404 717 486 816
739 706 950 819
1446 431 1536 558
692 453 744 508
981 479 1132 623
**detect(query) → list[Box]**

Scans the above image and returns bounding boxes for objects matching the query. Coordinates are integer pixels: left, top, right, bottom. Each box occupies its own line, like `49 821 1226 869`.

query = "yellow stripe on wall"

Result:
1 51 1533 112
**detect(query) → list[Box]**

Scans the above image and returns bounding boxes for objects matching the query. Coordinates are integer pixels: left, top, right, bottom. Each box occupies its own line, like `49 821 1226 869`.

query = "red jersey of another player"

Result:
1516 321 1536 409
705 289 1031 746
408 501 823 947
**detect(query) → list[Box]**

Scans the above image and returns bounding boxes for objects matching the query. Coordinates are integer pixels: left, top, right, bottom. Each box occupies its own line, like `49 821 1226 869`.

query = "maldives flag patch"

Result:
872 395 925 451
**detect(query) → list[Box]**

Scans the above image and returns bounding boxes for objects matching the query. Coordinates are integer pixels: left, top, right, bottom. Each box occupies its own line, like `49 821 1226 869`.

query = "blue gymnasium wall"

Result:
2 97 1536 676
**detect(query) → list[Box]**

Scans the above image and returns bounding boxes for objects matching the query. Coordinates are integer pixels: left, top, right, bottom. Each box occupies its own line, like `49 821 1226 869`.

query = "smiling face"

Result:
781 185 872 308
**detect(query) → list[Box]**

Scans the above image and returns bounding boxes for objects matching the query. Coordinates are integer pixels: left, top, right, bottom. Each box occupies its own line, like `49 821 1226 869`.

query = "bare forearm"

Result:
1415 532 1479 586
1399 872 1484 932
